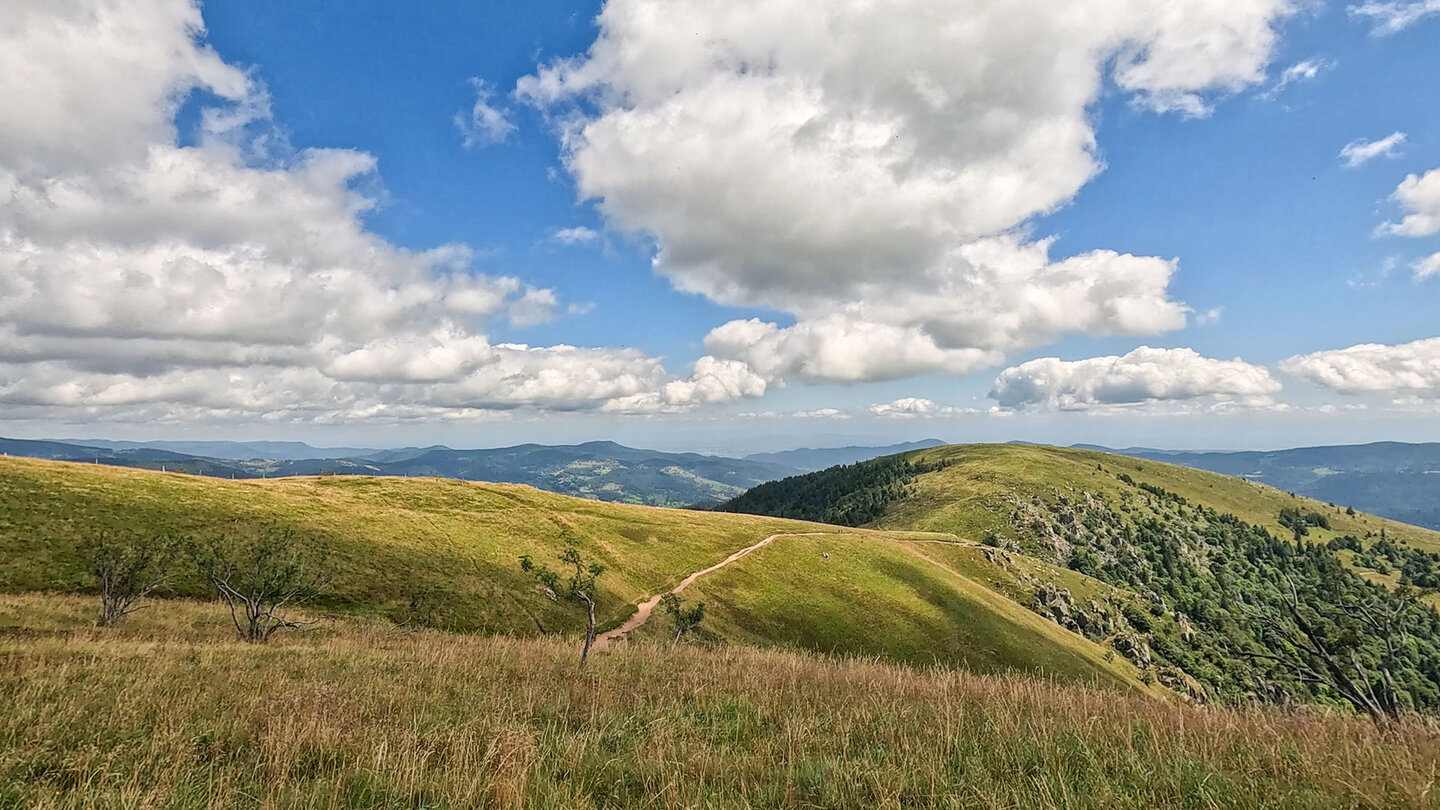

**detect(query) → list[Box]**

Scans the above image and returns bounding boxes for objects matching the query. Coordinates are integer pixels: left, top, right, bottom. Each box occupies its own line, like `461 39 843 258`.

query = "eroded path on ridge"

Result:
595 530 974 648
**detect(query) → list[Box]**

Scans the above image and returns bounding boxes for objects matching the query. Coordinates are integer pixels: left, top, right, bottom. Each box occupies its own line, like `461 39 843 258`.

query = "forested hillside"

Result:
715 456 946 525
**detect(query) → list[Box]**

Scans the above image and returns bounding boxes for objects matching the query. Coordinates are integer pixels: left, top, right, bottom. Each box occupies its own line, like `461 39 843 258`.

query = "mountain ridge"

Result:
1083 441 1440 530
1 436 955 507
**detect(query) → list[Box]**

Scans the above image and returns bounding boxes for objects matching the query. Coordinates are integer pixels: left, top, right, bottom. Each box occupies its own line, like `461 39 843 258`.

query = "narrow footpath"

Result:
595 531 975 647
594 532 834 647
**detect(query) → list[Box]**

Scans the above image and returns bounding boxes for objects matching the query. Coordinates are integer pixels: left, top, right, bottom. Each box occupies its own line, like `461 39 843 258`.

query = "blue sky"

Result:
1 0 1438 453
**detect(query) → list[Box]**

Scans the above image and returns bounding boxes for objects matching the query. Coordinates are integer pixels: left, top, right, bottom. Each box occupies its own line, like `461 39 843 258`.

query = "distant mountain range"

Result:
0 436 937 507
742 439 946 471
16 435 1432 524
1082 442 1440 531
51 439 383 461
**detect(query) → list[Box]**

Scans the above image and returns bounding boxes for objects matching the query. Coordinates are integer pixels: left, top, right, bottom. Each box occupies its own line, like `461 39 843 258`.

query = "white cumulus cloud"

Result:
0 0 757 425
1282 338 1440 394
1339 132 1407 167
551 226 600 245
1379 168 1440 237
868 398 973 419
990 347 1281 411
519 0 1291 387
1376 167 1440 280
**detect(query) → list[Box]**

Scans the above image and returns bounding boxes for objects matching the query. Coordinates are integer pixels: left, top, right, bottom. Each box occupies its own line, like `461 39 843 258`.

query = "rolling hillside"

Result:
720 443 1440 712
723 443 1440 551
7 451 1440 807
0 455 1144 690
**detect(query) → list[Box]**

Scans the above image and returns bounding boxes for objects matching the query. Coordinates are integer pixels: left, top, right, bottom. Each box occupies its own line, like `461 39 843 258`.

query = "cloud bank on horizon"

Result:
0 0 1436 433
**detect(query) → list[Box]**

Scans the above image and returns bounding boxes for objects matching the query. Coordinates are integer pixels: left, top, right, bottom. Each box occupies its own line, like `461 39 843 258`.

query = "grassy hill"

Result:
7 593 1437 809
720 443 1440 713
622 532 1139 687
0 455 1145 690
889 444 1440 552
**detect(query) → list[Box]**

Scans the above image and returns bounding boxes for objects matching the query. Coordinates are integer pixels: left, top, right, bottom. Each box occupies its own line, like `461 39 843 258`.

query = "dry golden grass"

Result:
3 594 1438 809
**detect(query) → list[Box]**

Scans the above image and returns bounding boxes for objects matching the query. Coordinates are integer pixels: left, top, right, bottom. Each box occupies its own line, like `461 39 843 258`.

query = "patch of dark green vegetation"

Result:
715 456 950 526
1337 531 1440 588
1278 506 1331 537
1004 477 1440 720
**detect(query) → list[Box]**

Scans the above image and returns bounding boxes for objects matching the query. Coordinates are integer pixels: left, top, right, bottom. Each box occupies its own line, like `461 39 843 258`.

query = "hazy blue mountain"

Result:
742 439 947 472
2 437 797 506
1 437 111 460
303 442 800 506
1 437 252 478
1091 441 1440 530
52 439 381 461
357 445 451 463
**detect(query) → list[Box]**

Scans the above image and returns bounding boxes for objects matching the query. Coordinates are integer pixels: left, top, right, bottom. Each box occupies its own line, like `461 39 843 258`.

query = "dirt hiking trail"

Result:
595 532 833 647
596 530 975 647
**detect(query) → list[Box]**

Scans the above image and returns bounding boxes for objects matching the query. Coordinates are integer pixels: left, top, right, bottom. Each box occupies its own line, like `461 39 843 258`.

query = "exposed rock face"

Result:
1033 582 1076 628
1033 582 1127 638
1174 612 1197 642
1113 631 1152 670
980 546 1015 569
1157 666 1209 703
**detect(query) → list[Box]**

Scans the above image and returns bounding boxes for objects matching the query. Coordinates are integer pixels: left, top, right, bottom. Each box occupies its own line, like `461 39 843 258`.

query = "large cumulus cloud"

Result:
0 0 747 424
1282 338 1440 395
521 0 1291 386
990 347 1281 411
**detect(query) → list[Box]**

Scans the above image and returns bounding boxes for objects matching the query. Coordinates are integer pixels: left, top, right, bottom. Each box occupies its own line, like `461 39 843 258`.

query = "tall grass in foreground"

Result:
2 594 1437 809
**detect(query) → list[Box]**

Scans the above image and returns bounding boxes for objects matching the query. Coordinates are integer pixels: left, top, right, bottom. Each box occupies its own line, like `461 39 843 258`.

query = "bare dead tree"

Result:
196 526 332 643
1339 584 1422 719
85 532 180 626
1236 572 1418 723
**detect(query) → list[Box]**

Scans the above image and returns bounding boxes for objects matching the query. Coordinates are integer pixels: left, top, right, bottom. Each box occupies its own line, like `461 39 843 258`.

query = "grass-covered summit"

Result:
721 443 1440 716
